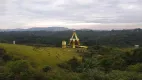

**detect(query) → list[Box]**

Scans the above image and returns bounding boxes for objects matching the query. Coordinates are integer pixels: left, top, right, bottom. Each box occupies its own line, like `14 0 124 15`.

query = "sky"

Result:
0 0 142 30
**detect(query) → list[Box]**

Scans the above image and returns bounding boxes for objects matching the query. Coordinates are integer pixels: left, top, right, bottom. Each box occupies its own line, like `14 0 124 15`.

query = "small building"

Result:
134 45 139 48
13 41 15 44
62 40 66 48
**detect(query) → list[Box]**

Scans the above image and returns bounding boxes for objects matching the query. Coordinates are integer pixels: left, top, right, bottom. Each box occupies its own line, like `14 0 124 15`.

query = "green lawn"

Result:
0 43 81 68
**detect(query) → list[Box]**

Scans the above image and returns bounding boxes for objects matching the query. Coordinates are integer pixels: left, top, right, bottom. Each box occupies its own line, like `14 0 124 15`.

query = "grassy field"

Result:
0 43 81 68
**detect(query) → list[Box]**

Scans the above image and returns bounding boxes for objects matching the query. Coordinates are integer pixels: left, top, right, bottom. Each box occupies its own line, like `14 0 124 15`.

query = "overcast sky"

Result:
0 0 142 30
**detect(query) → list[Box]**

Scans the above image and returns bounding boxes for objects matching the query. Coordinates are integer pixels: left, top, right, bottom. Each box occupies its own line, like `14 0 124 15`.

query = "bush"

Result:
99 58 113 72
82 69 142 80
57 63 71 70
107 70 142 80
42 65 52 73
58 57 81 72
127 63 142 72
33 72 48 80
0 73 5 80
0 48 6 57
2 54 12 62
67 57 81 72
4 60 34 80
81 69 107 80
77 58 99 72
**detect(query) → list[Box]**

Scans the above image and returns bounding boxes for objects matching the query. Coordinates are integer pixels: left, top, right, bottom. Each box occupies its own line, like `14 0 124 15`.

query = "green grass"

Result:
0 43 81 68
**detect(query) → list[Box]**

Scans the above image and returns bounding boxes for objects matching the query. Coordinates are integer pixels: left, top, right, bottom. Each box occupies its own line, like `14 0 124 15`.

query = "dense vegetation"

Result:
0 28 142 80
0 44 142 80
0 28 142 47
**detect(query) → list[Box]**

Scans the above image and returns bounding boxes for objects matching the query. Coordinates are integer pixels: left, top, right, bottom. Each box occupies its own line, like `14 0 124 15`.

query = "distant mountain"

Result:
0 28 25 32
79 29 93 31
0 27 70 32
28 27 69 31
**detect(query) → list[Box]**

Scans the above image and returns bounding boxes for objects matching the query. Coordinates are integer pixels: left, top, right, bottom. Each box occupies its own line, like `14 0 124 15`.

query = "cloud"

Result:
0 0 142 29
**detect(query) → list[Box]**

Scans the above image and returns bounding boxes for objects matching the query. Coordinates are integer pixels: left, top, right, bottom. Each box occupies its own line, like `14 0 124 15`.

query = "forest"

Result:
0 28 142 47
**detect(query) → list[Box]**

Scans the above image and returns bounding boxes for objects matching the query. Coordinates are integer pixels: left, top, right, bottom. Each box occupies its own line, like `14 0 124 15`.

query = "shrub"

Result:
127 63 142 72
2 54 12 62
99 58 113 72
0 48 6 57
58 57 81 72
42 65 52 73
81 69 107 80
57 63 71 70
67 57 81 72
5 60 34 80
107 70 142 80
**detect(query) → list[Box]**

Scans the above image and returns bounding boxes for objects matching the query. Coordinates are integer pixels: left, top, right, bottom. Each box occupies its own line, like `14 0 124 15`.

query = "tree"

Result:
127 63 142 72
42 65 51 74
132 48 142 63
99 58 113 73
0 48 6 57
124 48 142 65
5 60 34 80
67 57 81 72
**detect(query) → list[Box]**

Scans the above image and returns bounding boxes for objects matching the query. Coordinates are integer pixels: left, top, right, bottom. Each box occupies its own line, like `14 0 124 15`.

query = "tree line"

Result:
0 28 142 47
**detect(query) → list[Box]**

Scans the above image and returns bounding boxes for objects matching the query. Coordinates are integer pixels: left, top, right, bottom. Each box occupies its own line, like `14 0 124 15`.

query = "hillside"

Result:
1 43 142 80
0 43 81 68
